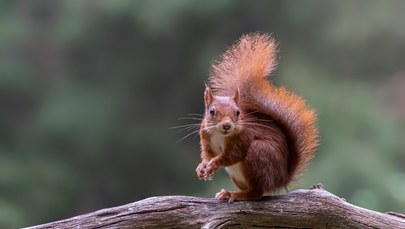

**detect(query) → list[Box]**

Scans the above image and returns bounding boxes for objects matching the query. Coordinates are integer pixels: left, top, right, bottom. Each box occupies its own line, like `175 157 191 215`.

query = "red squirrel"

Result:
196 33 319 203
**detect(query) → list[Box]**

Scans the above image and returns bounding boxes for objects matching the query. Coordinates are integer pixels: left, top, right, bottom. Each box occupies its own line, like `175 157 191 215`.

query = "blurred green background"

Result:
1 1 405 228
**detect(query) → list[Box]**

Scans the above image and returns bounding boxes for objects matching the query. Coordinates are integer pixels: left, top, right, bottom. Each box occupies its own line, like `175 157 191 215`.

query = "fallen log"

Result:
25 186 405 229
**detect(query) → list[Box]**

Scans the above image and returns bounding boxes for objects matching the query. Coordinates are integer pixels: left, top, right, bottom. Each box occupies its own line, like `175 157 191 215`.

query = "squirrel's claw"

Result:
196 160 218 181
215 189 235 204
203 160 218 180
196 161 208 180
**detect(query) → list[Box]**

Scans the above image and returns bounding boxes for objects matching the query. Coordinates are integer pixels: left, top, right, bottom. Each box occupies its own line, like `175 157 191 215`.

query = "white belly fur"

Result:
210 132 225 155
225 162 248 187
210 133 248 187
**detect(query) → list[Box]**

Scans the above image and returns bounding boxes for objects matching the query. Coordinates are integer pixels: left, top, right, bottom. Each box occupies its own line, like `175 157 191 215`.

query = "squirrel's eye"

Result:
236 110 240 117
209 107 215 116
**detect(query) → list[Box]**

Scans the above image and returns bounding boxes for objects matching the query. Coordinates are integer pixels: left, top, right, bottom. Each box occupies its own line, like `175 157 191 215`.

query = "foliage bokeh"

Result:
0 1 404 227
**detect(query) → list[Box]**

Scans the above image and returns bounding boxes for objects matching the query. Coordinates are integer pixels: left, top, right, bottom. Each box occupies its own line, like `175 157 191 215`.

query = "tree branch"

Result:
24 187 405 229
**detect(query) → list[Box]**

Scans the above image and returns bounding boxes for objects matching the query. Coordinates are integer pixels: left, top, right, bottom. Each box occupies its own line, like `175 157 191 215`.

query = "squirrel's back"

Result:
208 33 318 181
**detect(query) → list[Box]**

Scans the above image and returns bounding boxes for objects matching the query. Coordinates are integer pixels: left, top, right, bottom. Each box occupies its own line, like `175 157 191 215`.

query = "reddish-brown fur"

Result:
196 33 318 203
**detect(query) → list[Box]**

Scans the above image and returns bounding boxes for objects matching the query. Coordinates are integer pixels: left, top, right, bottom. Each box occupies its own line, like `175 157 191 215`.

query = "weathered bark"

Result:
25 187 405 229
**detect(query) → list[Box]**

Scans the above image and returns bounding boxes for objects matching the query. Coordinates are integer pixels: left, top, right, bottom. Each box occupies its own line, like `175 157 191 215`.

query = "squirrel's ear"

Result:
233 89 239 104
204 86 214 107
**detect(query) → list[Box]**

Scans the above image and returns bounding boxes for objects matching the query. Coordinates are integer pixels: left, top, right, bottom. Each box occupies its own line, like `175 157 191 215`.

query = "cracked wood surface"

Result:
24 188 405 229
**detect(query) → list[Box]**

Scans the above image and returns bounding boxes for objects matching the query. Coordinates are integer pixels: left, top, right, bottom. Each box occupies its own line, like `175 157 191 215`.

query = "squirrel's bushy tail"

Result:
209 33 277 96
209 32 318 180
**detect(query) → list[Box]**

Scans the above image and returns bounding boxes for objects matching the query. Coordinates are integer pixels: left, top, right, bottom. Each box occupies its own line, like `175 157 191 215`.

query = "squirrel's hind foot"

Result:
215 189 263 204
215 189 234 204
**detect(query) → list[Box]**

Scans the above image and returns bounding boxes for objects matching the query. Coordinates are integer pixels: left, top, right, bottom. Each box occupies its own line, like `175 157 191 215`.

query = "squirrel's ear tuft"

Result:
204 86 214 107
233 89 239 104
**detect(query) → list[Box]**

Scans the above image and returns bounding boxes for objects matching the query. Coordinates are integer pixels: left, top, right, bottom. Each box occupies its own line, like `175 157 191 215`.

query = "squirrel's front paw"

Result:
203 160 218 180
196 161 208 180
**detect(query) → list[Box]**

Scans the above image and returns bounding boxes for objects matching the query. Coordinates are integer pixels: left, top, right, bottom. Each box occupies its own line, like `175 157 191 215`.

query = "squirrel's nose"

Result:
222 122 231 130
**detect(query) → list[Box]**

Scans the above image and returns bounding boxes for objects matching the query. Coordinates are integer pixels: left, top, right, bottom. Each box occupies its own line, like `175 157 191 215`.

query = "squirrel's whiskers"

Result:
171 114 203 142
